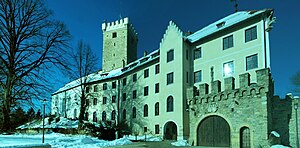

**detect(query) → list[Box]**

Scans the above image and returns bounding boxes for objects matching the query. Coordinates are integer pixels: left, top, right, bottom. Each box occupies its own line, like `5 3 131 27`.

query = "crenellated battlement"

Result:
187 68 273 106
102 17 137 36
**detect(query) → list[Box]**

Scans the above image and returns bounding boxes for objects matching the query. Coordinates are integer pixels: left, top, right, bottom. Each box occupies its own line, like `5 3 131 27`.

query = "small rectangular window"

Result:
194 70 202 83
246 54 258 70
94 85 99 92
155 83 159 93
86 99 89 106
144 86 149 96
112 81 116 89
86 87 90 93
93 98 97 106
133 73 137 82
167 72 174 85
167 49 174 62
123 78 127 86
103 97 107 104
194 47 202 60
112 95 116 103
155 64 160 74
144 127 147 133
112 32 117 38
223 35 234 50
122 93 126 101
103 83 107 90
144 69 149 78
155 125 159 134
223 61 234 77
133 90 137 99
245 26 257 42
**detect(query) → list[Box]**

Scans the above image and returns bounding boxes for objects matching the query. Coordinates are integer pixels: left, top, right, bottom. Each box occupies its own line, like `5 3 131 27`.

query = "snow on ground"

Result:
171 140 191 147
0 133 132 148
126 135 162 141
271 145 291 148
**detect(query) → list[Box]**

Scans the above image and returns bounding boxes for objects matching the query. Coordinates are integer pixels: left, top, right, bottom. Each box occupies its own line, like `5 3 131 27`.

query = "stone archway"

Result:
164 121 177 140
197 115 230 147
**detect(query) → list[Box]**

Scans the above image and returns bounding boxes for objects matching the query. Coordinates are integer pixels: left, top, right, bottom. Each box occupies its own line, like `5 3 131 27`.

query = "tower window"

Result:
112 32 117 38
223 35 234 50
167 49 174 62
245 26 257 42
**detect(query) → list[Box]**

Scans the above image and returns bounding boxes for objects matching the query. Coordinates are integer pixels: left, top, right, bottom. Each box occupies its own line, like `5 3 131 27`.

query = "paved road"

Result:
107 141 214 148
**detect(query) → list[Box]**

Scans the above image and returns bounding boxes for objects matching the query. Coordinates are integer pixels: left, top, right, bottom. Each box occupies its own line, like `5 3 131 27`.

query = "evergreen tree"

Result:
36 109 42 119
26 107 35 122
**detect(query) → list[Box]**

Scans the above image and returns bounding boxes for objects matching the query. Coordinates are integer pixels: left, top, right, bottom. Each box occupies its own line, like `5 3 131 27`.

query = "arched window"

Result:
102 111 106 121
240 127 250 148
132 107 136 118
155 102 159 116
93 111 97 122
122 109 126 120
144 104 148 117
111 110 116 120
167 96 174 112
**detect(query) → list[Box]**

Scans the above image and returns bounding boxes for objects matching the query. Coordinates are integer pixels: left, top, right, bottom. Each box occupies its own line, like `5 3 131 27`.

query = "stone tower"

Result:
101 17 138 72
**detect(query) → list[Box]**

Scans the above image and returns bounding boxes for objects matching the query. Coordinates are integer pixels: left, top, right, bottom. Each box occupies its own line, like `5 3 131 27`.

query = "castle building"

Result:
51 9 298 147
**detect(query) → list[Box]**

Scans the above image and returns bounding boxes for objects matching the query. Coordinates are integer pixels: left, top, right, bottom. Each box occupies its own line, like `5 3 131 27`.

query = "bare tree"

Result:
0 0 70 131
66 41 98 129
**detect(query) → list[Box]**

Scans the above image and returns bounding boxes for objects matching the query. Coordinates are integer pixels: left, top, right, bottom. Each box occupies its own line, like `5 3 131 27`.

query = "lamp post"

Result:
294 96 299 148
42 99 47 143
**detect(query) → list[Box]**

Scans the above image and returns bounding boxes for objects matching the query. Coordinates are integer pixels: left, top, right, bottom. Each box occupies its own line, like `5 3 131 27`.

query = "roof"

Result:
52 50 159 95
187 9 273 43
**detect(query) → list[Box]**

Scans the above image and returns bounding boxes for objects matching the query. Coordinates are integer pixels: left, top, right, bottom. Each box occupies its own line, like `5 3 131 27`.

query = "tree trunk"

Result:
78 93 86 130
1 105 11 132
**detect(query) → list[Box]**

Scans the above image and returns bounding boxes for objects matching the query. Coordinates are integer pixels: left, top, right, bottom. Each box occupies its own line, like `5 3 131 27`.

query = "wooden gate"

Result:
197 116 230 147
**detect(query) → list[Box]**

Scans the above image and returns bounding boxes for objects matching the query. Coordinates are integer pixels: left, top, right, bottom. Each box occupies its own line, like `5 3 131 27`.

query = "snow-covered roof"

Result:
53 50 159 95
187 9 272 43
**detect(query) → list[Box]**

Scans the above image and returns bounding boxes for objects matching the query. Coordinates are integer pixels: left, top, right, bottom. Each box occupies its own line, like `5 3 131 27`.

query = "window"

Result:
245 26 257 42
103 83 107 90
123 78 127 86
111 110 116 120
155 102 159 116
194 70 202 83
144 69 149 78
155 83 159 93
133 90 137 99
112 95 116 103
112 32 117 38
223 35 234 50
194 47 202 59
102 97 107 104
186 50 188 60
167 96 174 112
144 105 148 117
155 125 159 134
86 87 90 93
94 85 99 92
246 54 258 70
167 72 174 85
155 64 160 74
223 61 234 77
93 98 97 105
112 81 116 89
144 127 148 133
240 127 251 147
122 93 126 101
122 109 126 120
93 112 97 122
84 112 89 121
85 99 89 106
102 111 106 121
132 107 136 118
133 73 137 82
144 86 149 96
167 49 174 62
186 72 189 83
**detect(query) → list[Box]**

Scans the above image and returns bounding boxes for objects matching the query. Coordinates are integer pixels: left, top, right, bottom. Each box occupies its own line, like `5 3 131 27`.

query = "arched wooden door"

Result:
164 121 177 140
197 116 230 147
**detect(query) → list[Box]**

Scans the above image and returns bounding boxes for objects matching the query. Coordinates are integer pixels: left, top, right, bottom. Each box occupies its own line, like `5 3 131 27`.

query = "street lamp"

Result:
41 99 47 143
288 93 299 148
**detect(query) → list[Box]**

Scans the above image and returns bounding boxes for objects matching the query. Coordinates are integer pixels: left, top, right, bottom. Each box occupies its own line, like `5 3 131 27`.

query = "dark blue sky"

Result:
46 0 300 98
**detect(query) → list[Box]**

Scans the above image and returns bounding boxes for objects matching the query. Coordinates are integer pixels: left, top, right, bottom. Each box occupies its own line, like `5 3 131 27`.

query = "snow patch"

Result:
271 131 280 138
171 140 191 147
271 145 291 148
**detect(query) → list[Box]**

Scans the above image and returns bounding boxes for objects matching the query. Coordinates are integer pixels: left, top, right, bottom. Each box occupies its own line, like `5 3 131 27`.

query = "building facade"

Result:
51 9 299 147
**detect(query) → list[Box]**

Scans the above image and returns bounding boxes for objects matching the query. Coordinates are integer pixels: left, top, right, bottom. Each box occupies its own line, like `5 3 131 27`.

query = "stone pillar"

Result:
239 73 250 88
225 77 235 90
211 80 221 94
199 83 209 96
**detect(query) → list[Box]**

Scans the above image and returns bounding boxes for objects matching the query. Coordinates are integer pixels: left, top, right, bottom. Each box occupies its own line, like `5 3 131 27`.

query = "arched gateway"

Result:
164 121 177 140
197 115 230 147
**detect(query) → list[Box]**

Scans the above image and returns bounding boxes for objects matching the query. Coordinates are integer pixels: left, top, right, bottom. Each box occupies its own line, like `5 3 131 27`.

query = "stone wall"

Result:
187 68 274 147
